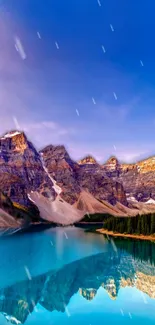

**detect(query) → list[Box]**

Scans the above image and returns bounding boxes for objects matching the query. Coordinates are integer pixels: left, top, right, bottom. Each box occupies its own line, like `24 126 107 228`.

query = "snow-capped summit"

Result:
1 130 22 139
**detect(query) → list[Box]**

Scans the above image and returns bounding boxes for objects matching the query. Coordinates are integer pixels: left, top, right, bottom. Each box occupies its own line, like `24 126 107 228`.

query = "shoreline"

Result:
76 222 104 224
95 229 155 242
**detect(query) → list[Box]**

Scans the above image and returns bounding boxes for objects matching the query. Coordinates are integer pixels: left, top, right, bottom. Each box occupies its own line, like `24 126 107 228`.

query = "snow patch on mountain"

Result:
1 131 22 139
145 198 155 204
40 156 62 195
127 196 137 202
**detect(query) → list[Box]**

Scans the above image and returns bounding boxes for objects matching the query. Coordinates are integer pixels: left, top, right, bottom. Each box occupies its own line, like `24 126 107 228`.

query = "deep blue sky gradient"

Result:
1 0 155 162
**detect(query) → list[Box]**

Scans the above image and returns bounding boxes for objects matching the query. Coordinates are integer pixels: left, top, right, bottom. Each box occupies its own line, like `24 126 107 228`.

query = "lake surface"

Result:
0 227 155 324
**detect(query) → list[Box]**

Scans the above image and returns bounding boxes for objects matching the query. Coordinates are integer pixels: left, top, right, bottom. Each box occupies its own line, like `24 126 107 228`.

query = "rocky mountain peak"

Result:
0 130 30 154
79 288 97 300
40 144 80 204
103 156 120 172
0 130 57 206
78 155 98 165
40 144 78 174
40 144 70 161
106 156 119 165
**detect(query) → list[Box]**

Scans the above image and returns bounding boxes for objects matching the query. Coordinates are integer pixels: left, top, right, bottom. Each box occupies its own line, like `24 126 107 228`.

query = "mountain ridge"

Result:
1 129 155 226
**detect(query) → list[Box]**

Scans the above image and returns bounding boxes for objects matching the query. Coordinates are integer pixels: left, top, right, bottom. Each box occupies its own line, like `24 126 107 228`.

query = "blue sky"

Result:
1 0 155 162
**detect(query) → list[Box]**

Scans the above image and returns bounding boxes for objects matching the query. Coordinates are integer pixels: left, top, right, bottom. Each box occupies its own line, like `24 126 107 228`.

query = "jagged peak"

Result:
102 156 120 172
78 155 98 165
106 156 119 164
0 130 24 139
79 288 97 300
0 130 39 155
40 144 75 165
40 144 67 154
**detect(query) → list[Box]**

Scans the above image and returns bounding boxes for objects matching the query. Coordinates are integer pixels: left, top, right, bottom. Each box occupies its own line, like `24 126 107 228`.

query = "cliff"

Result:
102 155 155 203
41 145 128 206
0 131 57 206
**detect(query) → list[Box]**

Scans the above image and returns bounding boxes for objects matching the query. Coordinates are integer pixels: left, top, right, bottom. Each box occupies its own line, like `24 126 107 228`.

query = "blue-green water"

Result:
0 227 155 324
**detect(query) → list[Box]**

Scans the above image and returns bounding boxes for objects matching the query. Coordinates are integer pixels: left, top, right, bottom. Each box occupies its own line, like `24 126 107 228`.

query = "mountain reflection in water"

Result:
0 228 154 324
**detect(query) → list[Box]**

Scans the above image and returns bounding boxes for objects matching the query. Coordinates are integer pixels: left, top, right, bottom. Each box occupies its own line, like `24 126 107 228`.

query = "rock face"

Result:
41 145 128 206
40 145 81 204
0 207 21 229
28 191 85 225
102 156 155 202
78 154 155 204
2 129 155 220
103 156 120 176
79 288 97 300
136 272 155 299
0 191 40 228
0 131 56 206
77 164 127 206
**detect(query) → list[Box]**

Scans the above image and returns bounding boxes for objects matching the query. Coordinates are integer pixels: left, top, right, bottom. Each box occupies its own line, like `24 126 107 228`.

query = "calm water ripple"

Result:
0 227 154 324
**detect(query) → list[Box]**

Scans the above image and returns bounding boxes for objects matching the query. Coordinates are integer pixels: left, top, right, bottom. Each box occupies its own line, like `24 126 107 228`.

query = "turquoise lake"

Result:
0 227 155 324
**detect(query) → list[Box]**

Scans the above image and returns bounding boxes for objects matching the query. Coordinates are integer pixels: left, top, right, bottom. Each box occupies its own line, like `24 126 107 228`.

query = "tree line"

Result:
103 213 155 236
83 211 155 236
115 237 155 265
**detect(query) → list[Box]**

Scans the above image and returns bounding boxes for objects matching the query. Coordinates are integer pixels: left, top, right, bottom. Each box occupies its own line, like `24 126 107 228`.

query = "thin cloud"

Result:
20 120 75 149
22 120 71 136
93 96 140 123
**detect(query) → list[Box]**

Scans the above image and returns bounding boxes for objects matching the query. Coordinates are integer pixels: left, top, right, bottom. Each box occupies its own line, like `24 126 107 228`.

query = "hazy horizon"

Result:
1 128 155 165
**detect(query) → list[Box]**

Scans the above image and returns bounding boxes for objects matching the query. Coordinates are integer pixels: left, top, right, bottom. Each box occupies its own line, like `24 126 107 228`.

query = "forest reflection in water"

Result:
0 231 154 324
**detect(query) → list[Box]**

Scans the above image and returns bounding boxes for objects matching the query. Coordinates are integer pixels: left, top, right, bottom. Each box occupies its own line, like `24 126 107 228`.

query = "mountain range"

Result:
1 130 155 227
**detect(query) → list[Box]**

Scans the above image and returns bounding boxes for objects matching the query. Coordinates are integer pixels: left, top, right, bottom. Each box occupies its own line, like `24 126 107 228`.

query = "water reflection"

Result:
0 232 155 324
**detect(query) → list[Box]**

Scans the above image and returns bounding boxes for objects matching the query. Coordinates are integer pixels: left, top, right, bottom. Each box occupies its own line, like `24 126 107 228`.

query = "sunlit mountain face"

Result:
0 228 154 325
